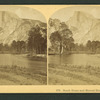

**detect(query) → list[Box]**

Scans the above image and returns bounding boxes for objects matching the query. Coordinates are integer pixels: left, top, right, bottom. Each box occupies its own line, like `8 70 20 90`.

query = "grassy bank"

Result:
49 64 100 85
0 65 47 85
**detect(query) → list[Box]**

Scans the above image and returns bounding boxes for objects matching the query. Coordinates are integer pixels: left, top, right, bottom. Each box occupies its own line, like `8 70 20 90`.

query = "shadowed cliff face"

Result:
49 11 100 45
0 11 46 45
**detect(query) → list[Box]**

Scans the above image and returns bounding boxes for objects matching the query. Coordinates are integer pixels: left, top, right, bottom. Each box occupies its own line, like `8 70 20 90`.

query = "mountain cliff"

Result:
66 11 100 44
0 11 46 45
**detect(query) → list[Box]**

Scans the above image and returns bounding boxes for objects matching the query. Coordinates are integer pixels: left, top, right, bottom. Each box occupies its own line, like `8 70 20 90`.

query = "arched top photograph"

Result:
48 6 100 85
0 5 47 85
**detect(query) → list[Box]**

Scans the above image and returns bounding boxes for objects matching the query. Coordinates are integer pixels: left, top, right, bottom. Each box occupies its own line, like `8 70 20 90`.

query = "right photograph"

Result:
48 6 100 85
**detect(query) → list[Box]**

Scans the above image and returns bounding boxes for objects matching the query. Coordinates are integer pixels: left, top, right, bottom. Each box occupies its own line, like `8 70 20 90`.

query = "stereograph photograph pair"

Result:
0 5 100 87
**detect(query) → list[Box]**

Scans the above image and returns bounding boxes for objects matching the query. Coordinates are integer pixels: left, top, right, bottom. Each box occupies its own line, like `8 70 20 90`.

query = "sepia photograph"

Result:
0 6 47 85
48 6 100 85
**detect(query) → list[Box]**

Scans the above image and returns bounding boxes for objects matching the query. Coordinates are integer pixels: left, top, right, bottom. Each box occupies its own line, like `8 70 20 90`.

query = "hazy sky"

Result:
51 6 100 22
0 6 46 22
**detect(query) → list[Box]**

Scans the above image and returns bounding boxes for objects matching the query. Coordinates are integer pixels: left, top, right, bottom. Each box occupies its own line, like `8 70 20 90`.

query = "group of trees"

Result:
11 40 26 53
28 25 47 55
0 43 10 52
86 40 100 53
49 24 74 54
49 26 100 54
0 25 47 55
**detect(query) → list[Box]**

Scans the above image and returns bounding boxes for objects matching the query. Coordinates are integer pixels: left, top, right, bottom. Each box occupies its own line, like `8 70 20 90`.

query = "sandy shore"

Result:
0 65 47 85
49 64 100 85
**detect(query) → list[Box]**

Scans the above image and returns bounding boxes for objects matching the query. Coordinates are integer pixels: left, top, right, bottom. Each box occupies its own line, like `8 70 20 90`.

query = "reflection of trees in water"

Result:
59 55 62 65
0 54 45 69
49 54 100 67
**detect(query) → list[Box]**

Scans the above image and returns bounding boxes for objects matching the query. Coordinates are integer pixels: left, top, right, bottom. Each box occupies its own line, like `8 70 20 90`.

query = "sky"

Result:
0 5 46 23
51 6 100 22
1 6 100 23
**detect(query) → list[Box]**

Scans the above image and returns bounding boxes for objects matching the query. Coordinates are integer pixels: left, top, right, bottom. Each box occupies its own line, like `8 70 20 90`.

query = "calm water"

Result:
0 54 47 72
49 54 100 67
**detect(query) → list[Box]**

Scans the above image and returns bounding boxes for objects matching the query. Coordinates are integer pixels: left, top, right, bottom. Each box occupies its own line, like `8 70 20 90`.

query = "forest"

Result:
0 25 47 55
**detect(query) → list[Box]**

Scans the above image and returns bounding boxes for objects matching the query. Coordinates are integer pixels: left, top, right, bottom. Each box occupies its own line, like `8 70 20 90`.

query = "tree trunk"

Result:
59 42 63 54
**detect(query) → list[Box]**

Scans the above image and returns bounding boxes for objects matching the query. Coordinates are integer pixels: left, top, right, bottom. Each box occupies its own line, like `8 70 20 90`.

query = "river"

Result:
0 54 47 72
48 54 100 67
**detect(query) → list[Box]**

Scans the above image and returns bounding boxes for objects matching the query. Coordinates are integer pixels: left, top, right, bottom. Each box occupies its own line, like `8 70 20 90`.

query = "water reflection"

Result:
0 54 47 72
49 54 100 67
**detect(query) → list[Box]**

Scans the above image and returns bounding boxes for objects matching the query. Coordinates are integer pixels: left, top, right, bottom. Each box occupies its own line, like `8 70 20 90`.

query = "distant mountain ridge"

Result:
49 11 100 45
0 11 46 45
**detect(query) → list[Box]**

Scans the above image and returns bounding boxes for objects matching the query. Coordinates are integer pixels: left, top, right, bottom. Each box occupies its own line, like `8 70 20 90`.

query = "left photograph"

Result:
0 6 47 85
